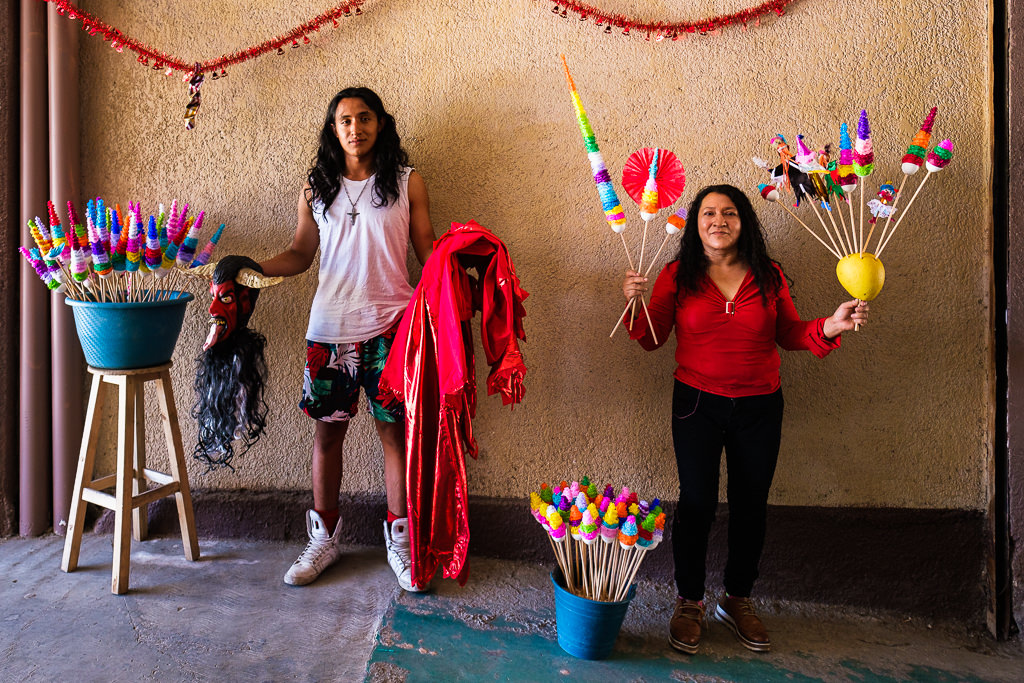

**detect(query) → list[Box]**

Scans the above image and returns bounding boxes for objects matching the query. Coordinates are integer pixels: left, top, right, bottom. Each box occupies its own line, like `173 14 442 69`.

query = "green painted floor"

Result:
368 599 1000 682
365 561 1022 683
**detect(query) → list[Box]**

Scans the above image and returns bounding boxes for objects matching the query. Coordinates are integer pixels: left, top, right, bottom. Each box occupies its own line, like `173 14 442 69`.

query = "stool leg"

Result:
156 369 199 561
62 373 105 573
132 381 149 542
112 375 135 594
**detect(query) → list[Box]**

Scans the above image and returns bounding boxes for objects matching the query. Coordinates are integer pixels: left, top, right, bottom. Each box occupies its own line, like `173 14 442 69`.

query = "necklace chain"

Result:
341 177 371 223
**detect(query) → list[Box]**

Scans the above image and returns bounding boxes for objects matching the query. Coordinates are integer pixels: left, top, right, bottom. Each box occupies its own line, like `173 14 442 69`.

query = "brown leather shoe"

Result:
714 595 771 652
669 598 705 654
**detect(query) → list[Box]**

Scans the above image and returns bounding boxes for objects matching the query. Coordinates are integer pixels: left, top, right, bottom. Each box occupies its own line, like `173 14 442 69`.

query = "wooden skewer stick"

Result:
606 544 614 598
609 299 634 338
643 234 671 278
618 546 633 597
775 201 841 260
846 190 857 253
558 540 573 593
821 200 849 257
861 222 879 257
609 293 659 345
619 232 639 328
874 174 911 254
631 224 651 328
858 181 866 254
612 547 633 602
834 193 854 255
636 224 650 279
585 544 593 598
637 296 659 345
876 171 933 259
616 548 649 602
800 195 843 260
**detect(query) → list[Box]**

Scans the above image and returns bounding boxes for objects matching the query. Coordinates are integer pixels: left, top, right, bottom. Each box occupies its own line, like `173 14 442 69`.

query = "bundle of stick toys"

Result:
559 55 689 343
20 197 225 302
530 478 665 602
754 108 953 320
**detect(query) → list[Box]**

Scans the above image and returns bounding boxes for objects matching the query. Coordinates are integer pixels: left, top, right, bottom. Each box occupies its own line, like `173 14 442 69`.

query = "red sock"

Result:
315 508 340 534
387 510 401 525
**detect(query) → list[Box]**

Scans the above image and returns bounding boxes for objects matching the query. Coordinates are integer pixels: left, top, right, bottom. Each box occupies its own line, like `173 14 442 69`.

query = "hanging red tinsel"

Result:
43 0 368 129
43 0 367 76
543 0 799 38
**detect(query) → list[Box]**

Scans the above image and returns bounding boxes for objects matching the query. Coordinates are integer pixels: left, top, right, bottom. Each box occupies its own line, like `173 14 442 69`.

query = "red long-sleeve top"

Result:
629 261 840 397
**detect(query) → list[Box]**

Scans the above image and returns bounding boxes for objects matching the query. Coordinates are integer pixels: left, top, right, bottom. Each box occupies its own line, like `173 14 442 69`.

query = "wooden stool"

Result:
61 362 200 594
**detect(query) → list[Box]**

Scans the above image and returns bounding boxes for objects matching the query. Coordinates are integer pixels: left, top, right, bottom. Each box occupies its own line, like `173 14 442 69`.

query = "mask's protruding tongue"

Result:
203 323 222 351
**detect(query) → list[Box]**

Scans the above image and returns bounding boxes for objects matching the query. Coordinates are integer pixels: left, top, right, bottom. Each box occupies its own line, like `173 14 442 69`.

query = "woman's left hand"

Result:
822 299 870 339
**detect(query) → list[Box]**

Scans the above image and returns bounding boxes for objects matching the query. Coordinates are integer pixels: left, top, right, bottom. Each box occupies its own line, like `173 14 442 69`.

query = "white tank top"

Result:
306 167 414 343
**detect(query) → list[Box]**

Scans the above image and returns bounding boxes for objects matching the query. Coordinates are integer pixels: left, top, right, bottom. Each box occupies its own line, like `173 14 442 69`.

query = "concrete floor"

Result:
2 533 1022 682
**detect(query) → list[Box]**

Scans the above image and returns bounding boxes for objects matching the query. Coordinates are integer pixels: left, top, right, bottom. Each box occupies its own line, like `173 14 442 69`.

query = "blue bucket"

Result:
65 292 194 369
550 569 636 660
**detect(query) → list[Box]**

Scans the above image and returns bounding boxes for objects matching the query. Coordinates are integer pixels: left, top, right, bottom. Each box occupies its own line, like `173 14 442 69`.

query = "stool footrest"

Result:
130 482 181 509
143 468 173 486
80 482 181 511
89 474 117 491
81 487 116 510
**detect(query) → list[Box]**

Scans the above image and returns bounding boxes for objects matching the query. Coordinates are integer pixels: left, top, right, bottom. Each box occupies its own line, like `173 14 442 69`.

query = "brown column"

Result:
18 0 52 536
47 4 83 536
0 0 19 536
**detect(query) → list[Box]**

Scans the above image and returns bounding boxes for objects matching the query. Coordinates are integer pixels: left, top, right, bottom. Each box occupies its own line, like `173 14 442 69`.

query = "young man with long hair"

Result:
260 87 435 590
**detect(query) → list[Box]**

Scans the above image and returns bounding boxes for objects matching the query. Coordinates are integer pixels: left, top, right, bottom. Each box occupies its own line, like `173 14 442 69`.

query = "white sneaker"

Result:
384 517 424 592
283 510 343 586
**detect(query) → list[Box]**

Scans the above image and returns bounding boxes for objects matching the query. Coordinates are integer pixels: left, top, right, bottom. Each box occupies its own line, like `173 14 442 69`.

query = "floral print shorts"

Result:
299 324 403 423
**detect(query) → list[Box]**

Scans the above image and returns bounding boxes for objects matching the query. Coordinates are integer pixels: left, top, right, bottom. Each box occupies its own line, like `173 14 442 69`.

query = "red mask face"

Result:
204 279 255 350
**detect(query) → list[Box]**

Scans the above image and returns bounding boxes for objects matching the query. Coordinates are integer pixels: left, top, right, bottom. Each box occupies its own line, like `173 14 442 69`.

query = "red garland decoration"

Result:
544 0 799 38
43 0 367 76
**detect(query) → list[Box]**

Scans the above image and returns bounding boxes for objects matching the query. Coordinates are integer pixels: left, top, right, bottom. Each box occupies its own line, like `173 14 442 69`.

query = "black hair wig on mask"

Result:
306 86 410 213
674 184 783 303
193 254 269 472
192 326 269 471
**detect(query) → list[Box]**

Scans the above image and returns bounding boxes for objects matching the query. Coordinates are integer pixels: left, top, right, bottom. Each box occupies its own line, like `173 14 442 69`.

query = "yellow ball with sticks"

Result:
836 253 885 302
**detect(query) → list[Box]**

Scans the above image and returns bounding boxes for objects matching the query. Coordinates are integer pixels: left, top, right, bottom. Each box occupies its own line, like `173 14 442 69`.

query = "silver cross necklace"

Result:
341 176 371 223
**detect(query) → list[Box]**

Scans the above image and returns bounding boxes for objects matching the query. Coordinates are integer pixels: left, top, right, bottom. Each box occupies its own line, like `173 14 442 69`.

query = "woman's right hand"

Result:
622 270 647 302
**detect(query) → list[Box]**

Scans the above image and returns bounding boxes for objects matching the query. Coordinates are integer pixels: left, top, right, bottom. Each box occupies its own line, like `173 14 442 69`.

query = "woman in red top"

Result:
622 184 867 655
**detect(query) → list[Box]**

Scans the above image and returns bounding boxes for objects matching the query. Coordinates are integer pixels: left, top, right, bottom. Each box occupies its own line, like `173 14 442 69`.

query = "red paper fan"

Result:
621 148 686 208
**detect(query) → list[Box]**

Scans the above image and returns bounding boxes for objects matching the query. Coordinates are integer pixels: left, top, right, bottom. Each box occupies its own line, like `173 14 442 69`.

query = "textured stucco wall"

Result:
78 0 991 510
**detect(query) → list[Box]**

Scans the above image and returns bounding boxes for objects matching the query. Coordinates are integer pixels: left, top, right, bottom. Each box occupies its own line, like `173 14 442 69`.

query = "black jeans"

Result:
670 380 784 600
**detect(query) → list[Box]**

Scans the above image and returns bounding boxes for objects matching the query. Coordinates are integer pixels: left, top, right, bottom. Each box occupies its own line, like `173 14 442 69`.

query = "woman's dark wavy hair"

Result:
306 87 409 213
674 184 783 302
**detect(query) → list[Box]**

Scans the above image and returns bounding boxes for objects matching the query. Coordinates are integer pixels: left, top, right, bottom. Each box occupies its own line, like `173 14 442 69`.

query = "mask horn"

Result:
236 268 283 289
180 262 282 288
187 263 217 280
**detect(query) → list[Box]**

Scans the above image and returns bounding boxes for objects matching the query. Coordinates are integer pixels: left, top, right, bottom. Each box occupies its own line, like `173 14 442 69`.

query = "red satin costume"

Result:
379 221 527 588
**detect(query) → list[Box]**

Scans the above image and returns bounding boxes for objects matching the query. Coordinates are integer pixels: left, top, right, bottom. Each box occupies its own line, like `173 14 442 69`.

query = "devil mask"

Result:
190 254 281 471
205 255 262 350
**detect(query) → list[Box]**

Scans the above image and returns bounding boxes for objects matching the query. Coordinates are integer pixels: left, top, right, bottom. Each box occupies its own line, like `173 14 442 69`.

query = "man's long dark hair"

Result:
674 184 783 302
306 87 409 213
